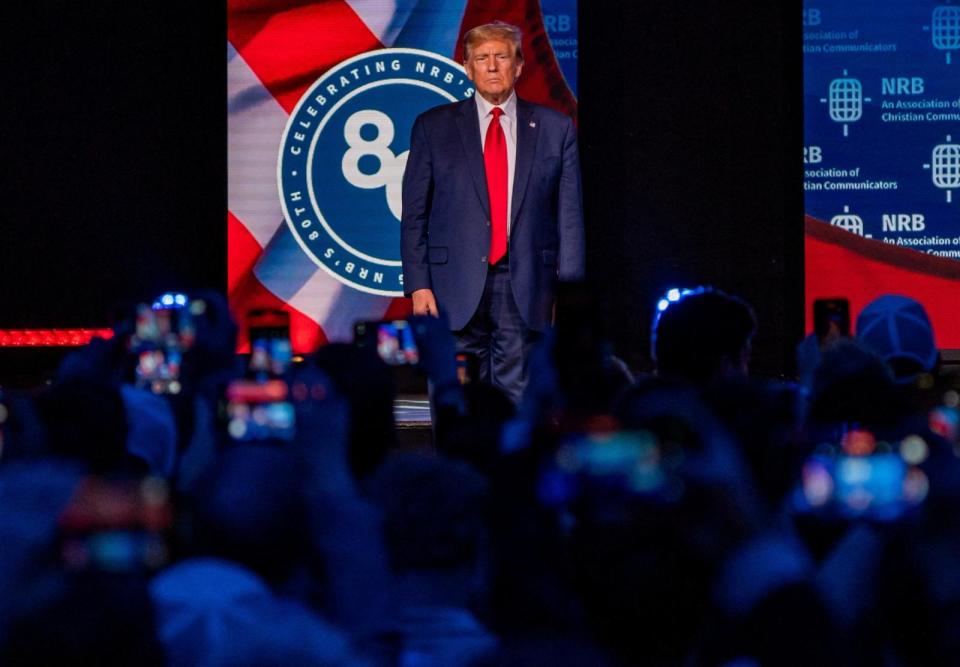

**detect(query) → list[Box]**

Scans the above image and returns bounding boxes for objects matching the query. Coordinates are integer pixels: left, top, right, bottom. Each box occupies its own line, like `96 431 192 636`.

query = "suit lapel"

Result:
511 100 538 229
456 97 490 218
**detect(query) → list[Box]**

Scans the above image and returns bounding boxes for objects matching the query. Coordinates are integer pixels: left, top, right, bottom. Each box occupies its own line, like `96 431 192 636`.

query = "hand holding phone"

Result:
813 298 850 347
796 430 929 521
129 297 198 395
354 319 420 366
57 475 172 572
247 308 291 347
225 309 297 442
224 379 296 442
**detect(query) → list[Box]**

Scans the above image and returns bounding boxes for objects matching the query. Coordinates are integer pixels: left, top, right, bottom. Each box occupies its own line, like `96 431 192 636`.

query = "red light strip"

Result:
0 329 114 347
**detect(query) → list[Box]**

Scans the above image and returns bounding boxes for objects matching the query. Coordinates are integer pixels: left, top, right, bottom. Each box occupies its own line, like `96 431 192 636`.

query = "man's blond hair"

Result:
462 21 523 62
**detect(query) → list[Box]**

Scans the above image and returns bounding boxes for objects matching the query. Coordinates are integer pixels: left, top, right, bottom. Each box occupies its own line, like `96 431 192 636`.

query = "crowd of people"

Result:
2 285 960 666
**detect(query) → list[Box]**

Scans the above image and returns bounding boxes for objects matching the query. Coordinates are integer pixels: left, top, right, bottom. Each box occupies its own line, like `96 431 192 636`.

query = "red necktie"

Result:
484 107 507 265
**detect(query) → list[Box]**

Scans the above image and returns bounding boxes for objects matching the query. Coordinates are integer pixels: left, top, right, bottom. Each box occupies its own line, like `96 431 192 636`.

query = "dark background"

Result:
0 1 803 377
579 1 804 376
0 2 226 327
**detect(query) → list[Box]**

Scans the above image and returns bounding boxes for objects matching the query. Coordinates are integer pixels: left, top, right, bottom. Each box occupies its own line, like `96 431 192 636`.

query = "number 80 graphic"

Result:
341 110 409 221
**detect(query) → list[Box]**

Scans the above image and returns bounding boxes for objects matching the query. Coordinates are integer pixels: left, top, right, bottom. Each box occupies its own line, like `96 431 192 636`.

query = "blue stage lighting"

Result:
153 292 189 310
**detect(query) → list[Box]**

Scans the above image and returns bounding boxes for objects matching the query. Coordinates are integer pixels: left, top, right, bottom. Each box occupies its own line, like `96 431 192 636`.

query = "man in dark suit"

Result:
401 21 585 403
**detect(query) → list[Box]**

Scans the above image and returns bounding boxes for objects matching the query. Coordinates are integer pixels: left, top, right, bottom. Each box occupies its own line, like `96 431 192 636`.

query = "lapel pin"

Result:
529 121 536 128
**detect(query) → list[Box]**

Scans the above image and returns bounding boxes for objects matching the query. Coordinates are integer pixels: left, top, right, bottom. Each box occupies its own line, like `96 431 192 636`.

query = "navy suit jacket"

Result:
400 95 585 332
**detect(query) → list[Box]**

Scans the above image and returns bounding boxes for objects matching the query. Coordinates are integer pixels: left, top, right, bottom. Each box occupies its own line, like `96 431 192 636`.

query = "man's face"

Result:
464 39 523 104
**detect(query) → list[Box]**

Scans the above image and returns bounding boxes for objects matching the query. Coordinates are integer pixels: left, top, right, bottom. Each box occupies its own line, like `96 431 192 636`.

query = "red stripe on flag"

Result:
228 211 263 294
455 0 578 120
228 0 383 113
226 0 312 52
805 216 960 348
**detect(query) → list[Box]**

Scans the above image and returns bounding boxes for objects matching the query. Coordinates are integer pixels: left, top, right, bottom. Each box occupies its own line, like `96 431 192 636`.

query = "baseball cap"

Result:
855 295 938 381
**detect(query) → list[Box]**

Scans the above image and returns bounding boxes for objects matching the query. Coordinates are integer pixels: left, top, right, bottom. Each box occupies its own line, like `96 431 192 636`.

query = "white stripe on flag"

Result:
345 0 468 55
344 0 414 47
228 46 289 249
228 36 396 339
286 271 394 342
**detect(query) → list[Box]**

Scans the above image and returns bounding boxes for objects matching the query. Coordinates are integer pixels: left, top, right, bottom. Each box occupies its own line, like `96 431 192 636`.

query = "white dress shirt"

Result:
475 92 518 234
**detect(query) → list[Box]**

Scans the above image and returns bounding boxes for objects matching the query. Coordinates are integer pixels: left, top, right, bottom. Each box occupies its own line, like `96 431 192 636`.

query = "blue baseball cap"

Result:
856 295 938 380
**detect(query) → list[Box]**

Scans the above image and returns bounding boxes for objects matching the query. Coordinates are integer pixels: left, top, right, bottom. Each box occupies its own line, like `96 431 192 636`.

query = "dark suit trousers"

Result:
453 260 540 405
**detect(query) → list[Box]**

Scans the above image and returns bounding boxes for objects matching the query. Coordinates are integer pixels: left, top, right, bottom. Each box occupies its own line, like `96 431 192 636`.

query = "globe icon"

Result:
828 78 863 123
932 6 960 52
931 143 960 190
830 208 865 236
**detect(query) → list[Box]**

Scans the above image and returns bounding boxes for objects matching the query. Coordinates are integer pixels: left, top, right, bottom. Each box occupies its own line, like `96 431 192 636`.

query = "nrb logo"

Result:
820 70 872 138
278 49 473 296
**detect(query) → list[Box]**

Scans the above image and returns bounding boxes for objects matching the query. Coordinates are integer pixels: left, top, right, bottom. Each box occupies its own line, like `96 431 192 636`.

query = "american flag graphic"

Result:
228 0 576 352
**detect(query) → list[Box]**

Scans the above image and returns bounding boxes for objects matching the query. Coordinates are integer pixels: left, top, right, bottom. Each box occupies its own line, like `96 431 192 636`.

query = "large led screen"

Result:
228 0 578 351
804 1 960 347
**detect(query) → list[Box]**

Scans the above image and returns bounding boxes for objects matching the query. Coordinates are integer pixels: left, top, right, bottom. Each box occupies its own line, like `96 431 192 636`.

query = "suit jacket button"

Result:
481 256 487 263
486 220 491 226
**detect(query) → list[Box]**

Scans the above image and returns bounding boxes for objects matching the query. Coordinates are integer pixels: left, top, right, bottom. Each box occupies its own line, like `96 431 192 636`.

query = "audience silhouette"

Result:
2 286 958 666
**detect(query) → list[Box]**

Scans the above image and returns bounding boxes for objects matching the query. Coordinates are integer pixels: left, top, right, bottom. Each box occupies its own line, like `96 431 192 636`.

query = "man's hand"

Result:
411 288 439 317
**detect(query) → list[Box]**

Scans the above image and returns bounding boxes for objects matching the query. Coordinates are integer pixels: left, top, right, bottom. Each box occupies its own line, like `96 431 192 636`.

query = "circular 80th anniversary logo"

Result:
278 48 474 296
